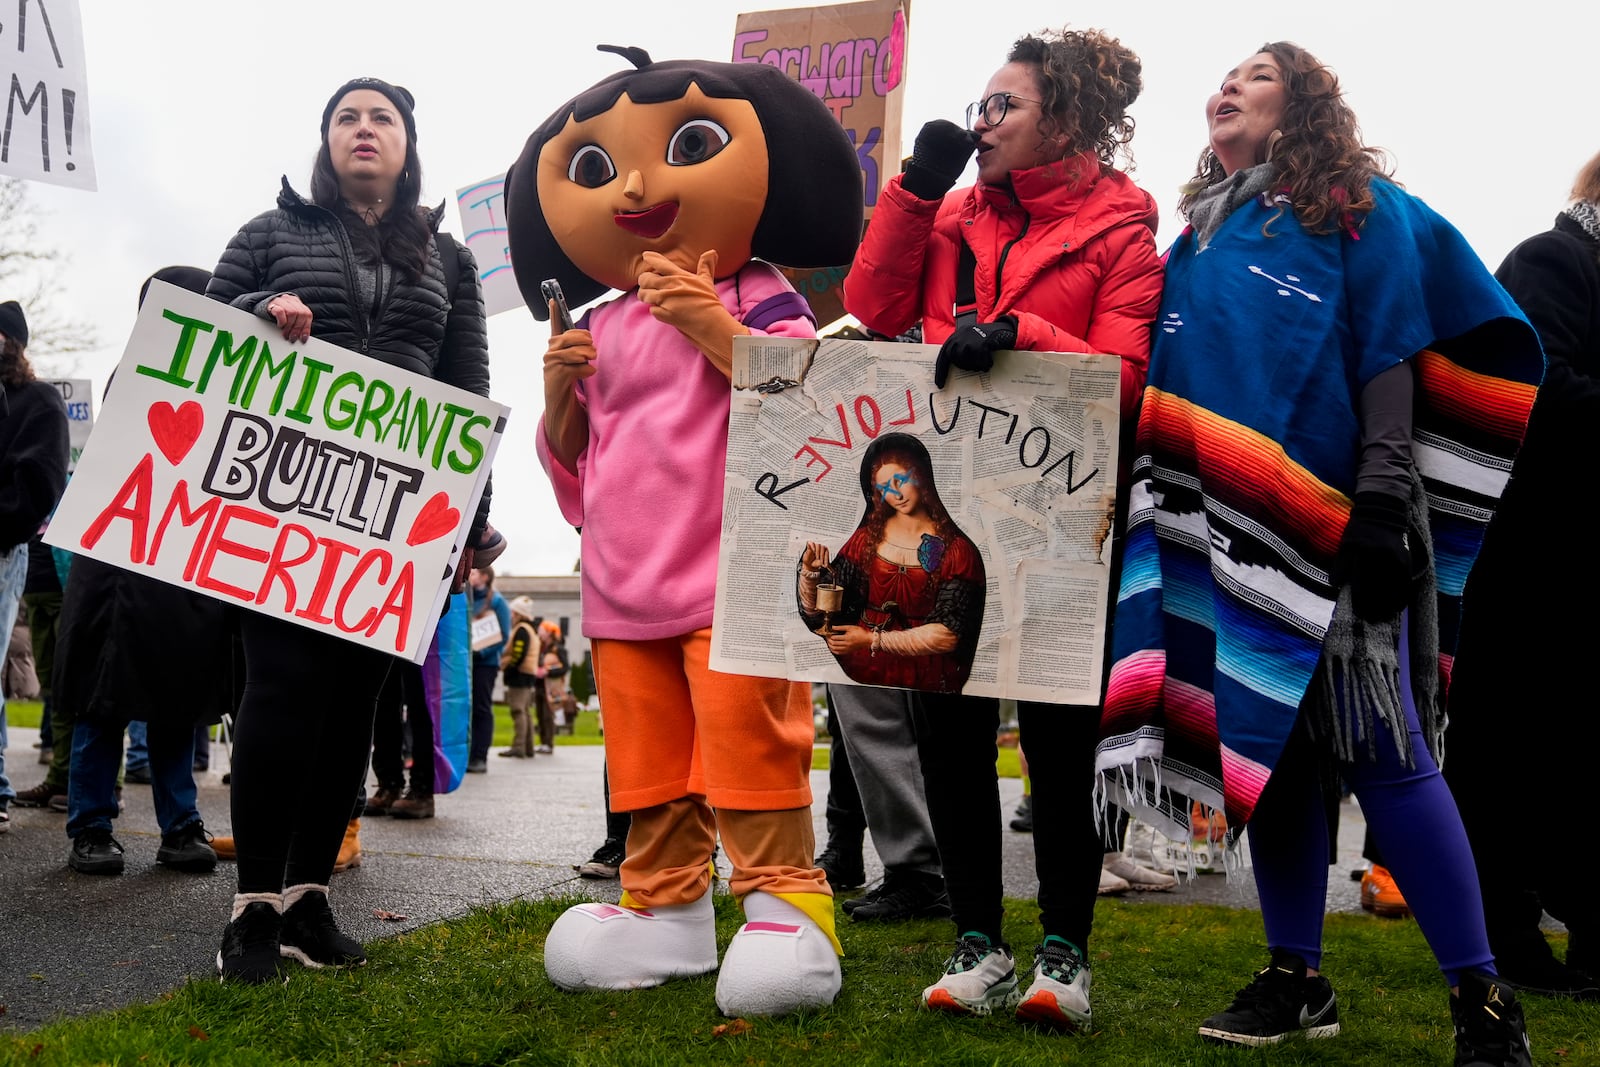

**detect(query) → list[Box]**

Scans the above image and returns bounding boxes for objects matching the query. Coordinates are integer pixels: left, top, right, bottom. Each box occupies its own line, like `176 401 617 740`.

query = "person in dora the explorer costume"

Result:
503 45 862 1016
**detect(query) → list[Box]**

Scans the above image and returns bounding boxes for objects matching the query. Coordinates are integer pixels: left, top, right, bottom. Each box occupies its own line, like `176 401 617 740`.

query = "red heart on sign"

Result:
148 401 205 465
407 491 460 546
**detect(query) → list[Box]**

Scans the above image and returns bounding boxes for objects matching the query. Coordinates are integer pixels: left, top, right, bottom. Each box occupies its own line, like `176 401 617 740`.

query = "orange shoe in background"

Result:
334 818 362 872
1360 864 1411 918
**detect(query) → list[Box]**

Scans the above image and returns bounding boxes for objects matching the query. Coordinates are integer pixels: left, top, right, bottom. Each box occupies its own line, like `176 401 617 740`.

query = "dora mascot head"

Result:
503 44 863 317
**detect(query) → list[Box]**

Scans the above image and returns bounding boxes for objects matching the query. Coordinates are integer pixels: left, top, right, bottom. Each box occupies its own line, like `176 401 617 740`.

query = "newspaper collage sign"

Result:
711 336 1120 703
44 282 507 664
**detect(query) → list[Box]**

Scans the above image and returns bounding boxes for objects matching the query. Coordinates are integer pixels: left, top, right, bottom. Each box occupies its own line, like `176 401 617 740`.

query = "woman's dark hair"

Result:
1179 41 1394 236
310 102 432 284
0 334 33 386
503 46 864 317
856 433 959 553
1008 26 1142 182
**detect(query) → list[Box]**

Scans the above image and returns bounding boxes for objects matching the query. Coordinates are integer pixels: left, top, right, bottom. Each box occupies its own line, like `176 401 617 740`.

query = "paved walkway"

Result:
0 726 1373 1032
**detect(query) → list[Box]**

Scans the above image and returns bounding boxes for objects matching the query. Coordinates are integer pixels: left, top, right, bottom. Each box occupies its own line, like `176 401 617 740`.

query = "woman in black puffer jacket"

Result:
205 76 495 983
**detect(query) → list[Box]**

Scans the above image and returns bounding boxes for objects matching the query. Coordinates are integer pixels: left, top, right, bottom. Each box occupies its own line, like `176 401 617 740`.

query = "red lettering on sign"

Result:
150 480 222 581
296 539 359 625
367 560 415 652
255 523 320 611
196 505 277 601
81 454 155 562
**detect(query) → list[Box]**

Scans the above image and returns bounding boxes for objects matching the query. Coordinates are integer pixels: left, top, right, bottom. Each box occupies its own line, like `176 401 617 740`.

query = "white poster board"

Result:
711 335 1120 704
44 377 93 471
44 282 508 663
455 173 524 317
0 0 95 189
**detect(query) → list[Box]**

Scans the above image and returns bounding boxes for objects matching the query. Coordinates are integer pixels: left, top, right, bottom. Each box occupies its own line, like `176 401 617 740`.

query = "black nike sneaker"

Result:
1199 950 1340 1046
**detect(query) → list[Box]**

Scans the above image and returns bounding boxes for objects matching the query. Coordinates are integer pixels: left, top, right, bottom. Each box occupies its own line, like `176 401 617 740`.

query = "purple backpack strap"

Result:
743 291 816 333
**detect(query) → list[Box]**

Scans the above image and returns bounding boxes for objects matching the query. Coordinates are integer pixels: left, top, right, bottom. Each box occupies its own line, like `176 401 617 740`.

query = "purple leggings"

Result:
1249 615 1494 985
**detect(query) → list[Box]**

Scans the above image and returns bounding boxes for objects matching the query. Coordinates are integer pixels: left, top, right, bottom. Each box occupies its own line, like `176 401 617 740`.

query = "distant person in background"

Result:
205 74 493 982
530 620 568 756
21 529 63 765
0 299 71 833
466 566 510 774
1441 147 1600 1001
498 597 540 758
375 659 436 820
56 266 227 877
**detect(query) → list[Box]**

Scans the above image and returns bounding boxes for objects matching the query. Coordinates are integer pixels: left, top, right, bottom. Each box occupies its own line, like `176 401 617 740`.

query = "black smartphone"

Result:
541 278 574 332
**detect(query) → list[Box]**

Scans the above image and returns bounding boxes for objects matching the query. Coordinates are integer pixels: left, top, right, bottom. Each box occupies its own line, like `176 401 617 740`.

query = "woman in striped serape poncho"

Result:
1093 41 1542 1064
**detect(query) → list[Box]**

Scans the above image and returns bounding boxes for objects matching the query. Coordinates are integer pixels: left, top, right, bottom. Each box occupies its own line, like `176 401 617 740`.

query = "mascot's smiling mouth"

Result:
614 202 679 239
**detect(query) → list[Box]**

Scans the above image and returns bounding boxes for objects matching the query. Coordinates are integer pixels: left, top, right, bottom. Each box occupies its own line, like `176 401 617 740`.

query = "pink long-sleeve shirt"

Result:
536 261 816 639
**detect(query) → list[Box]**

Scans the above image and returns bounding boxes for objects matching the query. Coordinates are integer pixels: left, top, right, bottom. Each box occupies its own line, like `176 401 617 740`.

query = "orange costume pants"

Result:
591 628 826 907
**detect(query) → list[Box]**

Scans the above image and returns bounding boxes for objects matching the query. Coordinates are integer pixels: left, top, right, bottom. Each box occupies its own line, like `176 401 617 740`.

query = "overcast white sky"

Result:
21 0 1592 577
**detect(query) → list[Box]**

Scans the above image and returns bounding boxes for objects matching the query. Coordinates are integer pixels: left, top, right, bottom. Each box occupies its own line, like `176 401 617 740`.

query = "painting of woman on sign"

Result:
797 432 985 693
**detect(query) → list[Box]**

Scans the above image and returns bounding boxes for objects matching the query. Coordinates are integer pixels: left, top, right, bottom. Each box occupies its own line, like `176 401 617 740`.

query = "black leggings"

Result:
913 694 1104 951
231 613 392 894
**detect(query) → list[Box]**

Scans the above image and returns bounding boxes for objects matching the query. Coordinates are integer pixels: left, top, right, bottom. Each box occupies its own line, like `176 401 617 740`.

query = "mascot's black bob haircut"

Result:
504 45 864 319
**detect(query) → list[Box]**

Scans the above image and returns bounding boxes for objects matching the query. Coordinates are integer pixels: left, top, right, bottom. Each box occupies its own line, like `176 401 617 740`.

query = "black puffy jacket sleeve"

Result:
437 235 493 541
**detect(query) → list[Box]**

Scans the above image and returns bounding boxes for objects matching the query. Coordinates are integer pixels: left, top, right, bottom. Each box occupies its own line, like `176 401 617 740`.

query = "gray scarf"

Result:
1563 200 1600 261
1304 464 1443 770
1186 163 1278 249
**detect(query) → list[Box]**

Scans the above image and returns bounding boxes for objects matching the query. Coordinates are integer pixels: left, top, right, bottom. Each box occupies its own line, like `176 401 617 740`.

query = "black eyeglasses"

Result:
966 91 1041 129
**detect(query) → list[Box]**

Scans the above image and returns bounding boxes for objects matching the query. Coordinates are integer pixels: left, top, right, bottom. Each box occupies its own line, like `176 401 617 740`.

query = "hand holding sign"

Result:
266 294 313 343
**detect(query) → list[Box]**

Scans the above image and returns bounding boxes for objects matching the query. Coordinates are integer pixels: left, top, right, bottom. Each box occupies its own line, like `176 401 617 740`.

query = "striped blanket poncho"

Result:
1095 179 1543 848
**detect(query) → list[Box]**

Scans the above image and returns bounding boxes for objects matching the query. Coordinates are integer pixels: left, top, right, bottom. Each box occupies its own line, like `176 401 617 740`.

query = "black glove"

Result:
935 316 1017 388
901 119 978 200
1332 491 1412 622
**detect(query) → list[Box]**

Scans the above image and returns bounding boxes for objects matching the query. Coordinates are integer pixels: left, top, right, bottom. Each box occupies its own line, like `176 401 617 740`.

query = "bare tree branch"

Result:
0 178 100 376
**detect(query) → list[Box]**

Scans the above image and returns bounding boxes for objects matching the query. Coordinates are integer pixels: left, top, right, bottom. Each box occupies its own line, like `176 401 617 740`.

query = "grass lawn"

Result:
2 894 1593 1065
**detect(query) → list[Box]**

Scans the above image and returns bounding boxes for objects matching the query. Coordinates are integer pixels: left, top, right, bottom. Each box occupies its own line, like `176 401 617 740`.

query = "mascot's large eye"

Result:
666 119 731 166
567 145 617 188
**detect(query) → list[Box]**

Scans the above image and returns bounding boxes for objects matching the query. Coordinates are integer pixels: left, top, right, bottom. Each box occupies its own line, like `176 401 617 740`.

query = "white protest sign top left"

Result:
0 0 95 190
44 281 509 663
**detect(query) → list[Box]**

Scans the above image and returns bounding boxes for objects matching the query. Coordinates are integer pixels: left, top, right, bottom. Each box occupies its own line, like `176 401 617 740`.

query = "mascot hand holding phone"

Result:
505 45 862 1017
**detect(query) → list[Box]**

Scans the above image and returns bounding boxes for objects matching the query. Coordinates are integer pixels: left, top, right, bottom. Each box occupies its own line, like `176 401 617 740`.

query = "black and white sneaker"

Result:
217 901 285 984
280 891 367 969
1199 950 1340 1046
575 837 625 879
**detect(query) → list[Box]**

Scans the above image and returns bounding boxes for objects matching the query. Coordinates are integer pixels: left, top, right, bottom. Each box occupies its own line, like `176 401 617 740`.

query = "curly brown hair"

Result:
1572 148 1600 204
1178 41 1394 236
1007 26 1142 181
0 335 33 387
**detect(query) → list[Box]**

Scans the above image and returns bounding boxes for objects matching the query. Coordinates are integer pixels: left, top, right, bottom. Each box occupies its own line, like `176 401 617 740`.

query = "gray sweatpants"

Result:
828 684 941 877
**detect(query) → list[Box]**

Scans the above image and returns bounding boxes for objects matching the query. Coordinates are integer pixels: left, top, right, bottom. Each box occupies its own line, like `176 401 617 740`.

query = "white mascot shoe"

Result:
543 891 717 991
715 891 841 1017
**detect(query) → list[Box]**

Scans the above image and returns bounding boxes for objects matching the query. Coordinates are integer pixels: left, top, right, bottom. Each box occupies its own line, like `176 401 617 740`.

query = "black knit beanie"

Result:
321 77 417 143
0 300 28 347
139 266 213 309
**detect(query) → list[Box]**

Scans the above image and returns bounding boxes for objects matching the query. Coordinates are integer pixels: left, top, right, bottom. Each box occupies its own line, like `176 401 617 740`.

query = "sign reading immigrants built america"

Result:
46 281 507 664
